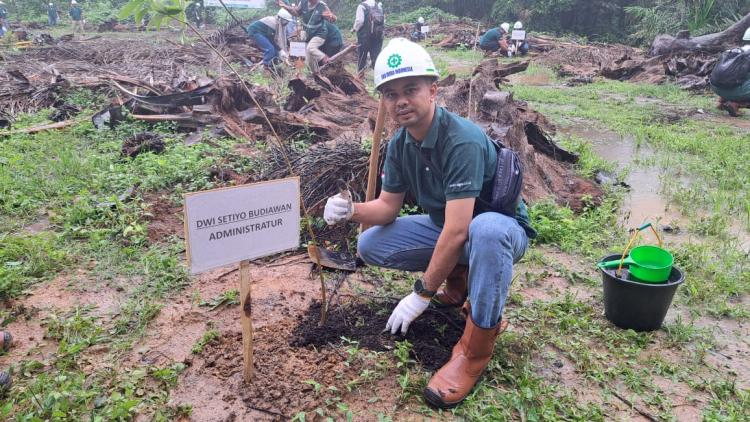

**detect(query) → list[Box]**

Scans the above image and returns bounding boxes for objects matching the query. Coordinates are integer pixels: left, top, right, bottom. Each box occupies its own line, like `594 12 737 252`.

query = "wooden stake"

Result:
239 260 254 381
360 98 387 233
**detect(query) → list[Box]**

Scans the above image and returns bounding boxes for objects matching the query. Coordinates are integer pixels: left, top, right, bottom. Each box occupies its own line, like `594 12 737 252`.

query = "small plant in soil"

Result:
199 289 240 310
192 329 220 354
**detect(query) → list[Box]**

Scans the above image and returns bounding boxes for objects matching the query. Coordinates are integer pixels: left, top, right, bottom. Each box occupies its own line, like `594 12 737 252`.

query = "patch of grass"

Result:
529 197 625 258
43 306 106 363
5 361 186 421
0 232 69 300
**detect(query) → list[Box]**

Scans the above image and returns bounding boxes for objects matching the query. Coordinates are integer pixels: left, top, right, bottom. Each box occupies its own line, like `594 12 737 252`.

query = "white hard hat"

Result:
71 0 77 4
277 8 293 22
374 38 439 89
744 27 750 42
500 22 510 33
377 2 382 8
514 21 523 30
50 2 53 5
418 17 424 24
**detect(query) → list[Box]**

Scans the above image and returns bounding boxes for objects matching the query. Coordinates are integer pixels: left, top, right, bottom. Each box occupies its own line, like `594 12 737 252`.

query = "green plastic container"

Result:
597 245 674 283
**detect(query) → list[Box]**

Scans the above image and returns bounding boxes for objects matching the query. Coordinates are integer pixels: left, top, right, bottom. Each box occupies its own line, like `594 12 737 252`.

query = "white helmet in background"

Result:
374 38 439 89
50 2 54 5
71 0 77 4
500 22 510 33
743 27 750 42
418 17 425 24
277 8 293 22
514 21 523 30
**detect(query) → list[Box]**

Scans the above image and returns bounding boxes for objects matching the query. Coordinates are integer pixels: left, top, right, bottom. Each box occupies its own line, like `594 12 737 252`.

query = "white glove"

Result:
323 193 353 225
385 292 430 335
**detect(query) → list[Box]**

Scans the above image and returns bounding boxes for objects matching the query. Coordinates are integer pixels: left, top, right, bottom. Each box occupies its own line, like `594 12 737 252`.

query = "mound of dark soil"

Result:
121 132 165 158
290 300 465 370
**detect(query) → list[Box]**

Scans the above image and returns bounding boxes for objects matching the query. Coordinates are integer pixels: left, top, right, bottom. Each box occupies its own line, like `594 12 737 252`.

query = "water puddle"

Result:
560 125 750 251
560 126 682 229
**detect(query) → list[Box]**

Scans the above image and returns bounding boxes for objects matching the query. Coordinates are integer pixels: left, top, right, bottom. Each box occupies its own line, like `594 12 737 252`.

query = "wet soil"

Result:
290 300 465 370
143 192 184 244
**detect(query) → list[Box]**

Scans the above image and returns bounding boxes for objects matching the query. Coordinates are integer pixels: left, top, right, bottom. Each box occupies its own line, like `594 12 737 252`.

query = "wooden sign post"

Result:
184 177 300 382
239 260 253 380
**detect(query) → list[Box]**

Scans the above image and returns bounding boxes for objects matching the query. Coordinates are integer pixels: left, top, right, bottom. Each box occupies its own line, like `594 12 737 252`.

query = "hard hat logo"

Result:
387 54 402 69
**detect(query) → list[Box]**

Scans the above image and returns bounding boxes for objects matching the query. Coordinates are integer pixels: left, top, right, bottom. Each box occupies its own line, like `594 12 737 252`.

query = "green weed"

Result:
192 329 220 354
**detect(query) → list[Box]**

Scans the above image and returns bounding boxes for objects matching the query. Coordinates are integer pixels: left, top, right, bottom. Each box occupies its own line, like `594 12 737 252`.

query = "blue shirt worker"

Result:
69 0 84 33
246 9 293 72
278 0 336 73
352 0 384 72
480 22 510 54
323 38 535 409
48 3 59 26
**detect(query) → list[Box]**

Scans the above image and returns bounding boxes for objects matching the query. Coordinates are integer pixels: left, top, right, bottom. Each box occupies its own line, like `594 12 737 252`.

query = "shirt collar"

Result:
405 106 442 150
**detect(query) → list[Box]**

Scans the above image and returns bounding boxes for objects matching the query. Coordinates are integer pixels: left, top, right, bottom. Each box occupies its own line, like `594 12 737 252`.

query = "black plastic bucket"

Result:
599 254 684 332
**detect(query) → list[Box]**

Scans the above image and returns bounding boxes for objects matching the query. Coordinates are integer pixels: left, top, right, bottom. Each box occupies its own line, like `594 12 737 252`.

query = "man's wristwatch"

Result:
413 278 437 298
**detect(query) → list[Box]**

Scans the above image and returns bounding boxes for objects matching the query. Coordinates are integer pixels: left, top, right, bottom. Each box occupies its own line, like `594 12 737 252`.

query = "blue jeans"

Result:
252 32 277 66
358 213 528 328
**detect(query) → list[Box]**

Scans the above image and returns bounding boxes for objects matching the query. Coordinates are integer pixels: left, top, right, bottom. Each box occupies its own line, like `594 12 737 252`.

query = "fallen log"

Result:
650 12 750 56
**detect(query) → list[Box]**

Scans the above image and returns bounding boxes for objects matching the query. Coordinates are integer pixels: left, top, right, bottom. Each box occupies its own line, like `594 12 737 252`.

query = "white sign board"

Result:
289 41 306 57
511 30 526 41
205 0 265 8
421 25 430 34
184 178 300 274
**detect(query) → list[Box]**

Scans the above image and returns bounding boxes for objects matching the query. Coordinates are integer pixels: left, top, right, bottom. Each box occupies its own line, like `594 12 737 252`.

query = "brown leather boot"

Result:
432 265 468 308
423 304 508 408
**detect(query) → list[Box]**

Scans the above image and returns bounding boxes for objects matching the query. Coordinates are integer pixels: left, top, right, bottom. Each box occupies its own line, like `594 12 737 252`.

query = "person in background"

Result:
188 1 204 29
69 0 84 34
321 20 343 59
711 28 750 117
48 3 59 26
277 0 337 73
411 16 425 42
479 22 510 56
246 9 293 74
509 21 529 56
352 0 384 73
0 1 9 37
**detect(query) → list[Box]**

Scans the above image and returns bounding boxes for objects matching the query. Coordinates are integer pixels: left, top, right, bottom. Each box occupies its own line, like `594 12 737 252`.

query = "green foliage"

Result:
625 0 726 45
119 0 188 30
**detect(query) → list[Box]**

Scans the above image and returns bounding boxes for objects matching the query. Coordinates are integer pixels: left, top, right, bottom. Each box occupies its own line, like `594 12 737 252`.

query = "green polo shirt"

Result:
382 106 535 237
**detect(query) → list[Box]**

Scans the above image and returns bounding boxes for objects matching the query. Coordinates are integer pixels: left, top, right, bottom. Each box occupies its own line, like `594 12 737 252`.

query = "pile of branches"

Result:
432 21 484 49
0 22 262 117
